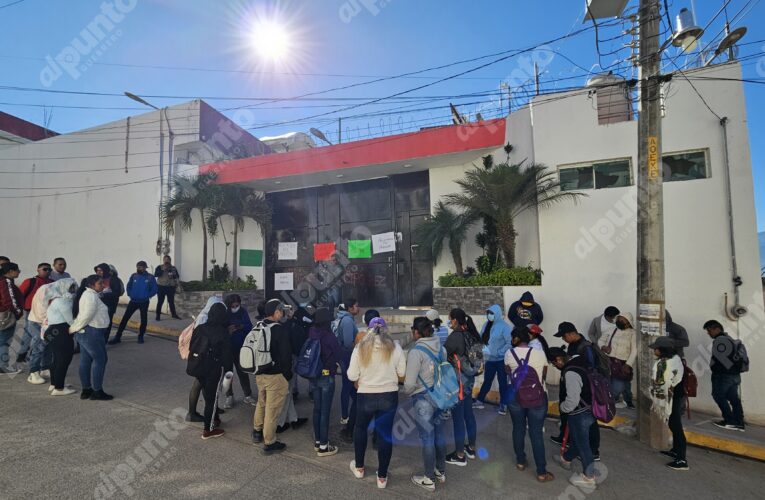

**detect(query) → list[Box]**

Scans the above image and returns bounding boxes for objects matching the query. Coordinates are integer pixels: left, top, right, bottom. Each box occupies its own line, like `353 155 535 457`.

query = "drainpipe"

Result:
720 117 747 321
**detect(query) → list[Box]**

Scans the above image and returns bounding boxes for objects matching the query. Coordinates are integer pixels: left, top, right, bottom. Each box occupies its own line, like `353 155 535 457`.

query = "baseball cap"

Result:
527 324 543 335
425 309 440 322
648 336 675 349
554 321 578 338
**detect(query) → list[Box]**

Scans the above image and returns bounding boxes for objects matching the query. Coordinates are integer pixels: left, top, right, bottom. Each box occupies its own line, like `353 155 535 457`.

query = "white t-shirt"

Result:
504 346 549 391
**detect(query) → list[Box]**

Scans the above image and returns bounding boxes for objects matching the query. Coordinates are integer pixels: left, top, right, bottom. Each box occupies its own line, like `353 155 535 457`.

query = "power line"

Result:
0 0 26 9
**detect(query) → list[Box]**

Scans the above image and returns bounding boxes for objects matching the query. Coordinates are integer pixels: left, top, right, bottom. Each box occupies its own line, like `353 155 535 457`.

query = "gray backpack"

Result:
240 321 275 374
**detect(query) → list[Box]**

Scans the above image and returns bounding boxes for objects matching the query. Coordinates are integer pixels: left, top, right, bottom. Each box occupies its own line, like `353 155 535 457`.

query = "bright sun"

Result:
251 21 291 62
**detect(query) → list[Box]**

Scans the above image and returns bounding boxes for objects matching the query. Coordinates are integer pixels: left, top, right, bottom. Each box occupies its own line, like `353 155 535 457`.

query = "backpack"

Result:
295 337 322 379
240 322 275 374
509 349 546 409
459 330 485 376
414 346 460 412
584 343 612 378
733 339 750 373
583 366 617 423
186 329 213 378
681 360 698 398
178 321 195 360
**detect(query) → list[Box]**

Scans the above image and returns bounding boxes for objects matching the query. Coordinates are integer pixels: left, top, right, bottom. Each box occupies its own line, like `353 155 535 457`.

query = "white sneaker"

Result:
434 470 446 483
27 372 46 385
243 396 258 406
350 460 365 479
615 401 627 409
569 473 597 489
40 369 51 378
223 395 234 409
340 417 349 425
50 384 74 392
51 388 77 396
411 475 436 492
48 385 55 392
377 475 387 489
0 366 22 375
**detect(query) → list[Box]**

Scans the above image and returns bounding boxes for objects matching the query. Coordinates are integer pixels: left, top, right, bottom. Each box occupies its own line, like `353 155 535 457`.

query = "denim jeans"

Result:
340 351 354 419
354 391 398 478
610 376 633 405
711 373 744 426
76 326 108 391
312 374 336 445
558 412 600 454
17 314 36 356
27 322 52 373
477 360 509 406
563 410 596 477
0 323 17 369
412 393 447 481
451 375 477 454
510 396 549 475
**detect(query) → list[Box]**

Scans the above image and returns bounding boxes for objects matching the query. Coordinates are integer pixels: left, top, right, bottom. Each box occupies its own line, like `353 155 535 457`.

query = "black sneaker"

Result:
186 412 204 423
667 460 689 471
734 424 746 432
317 444 338 457
89 390 114 401
251 429 264 444
445 452 467 467
464 445 476 459
16 352 27 363
712 420 729 429
660 450 677 459
276 423 290 434
107 337 121 345
626 402 635 409
263 441 286 454
550 435 564 445
592 453 601 462
291 417 308 429
80 389 93 400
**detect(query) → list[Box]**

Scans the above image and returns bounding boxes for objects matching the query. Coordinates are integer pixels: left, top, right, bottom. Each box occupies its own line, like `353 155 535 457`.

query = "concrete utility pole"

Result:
636 0 669 449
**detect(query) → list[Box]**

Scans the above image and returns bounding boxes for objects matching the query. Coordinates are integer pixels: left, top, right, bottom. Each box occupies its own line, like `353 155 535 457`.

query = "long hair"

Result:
357 324 395 368
73 274 101 317
450 308 481 343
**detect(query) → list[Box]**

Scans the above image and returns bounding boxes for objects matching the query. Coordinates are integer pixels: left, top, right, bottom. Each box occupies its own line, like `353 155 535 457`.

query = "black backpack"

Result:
186 329 213 378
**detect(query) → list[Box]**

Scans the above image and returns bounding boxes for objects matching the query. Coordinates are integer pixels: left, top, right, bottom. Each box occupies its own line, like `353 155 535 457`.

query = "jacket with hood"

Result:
665 311 690 358
192 302 234 374
507 291 544 328
587 314 616 345
19 276 53 311
309 325 343 373
0 276 24 319
598 312 637 367
560 354 593 415
335 309 358 354
28 283 54 324
481 304 513 362
44 278 77 327
70 288 110 333
94 264 124 311
258 319 294 380
154 264 180 287
403 335 446 396
228 306 253 351
126 271 158 303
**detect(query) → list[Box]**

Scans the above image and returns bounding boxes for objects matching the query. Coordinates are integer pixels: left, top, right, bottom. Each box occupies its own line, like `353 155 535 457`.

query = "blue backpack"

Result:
295 337 322 379
414 346 460 411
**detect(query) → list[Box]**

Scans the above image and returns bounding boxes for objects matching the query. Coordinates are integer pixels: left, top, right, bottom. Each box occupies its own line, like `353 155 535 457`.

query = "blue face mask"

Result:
487 312 495 321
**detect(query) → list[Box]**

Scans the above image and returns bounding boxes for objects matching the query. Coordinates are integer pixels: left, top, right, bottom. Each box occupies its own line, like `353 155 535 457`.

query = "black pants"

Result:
559 412 600 454
189 378 202 415
198 368 224 432
48 323 73 390
116 301 149 337
104 306 116 342
227 357 252 397
668 383 686 461
156 286 177 319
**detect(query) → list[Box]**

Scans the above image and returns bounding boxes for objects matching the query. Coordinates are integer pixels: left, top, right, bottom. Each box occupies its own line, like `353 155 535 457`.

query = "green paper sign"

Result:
348 240 372 259
239 249 263 267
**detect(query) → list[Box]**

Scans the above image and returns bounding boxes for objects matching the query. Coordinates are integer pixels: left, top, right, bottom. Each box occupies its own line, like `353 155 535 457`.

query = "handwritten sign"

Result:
278 242 298 260
274 273 294 291
372 232 396 254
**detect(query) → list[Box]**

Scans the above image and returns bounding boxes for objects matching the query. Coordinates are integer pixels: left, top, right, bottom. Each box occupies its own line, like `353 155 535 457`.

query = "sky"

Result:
0 0 763 231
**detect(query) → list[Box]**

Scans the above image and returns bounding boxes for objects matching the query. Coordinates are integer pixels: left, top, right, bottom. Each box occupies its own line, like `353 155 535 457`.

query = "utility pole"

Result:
636 0 669 449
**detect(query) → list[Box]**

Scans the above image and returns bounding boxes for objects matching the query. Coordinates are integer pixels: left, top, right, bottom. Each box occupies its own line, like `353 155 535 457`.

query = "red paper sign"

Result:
313 242 336 262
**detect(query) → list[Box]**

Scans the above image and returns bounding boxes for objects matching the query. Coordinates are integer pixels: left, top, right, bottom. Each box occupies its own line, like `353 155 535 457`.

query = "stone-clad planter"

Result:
433 286 505 316
175 289 264 318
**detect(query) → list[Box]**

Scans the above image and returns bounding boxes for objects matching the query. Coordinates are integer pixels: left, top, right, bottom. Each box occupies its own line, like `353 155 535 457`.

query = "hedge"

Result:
438 266 542 287
180 276 258 292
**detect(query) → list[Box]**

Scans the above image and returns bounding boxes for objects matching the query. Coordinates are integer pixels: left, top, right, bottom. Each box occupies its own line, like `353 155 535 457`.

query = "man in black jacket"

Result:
704 319 746 431
252 299 293 453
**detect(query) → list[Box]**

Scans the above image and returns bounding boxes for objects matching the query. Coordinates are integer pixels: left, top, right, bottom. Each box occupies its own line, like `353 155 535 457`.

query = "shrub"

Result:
437 266 542 287
208 263 231 282
181 275 258 292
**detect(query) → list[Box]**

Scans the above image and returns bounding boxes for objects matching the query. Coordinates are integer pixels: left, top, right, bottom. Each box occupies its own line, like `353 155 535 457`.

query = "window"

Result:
559 159 632 191
663 149 708 182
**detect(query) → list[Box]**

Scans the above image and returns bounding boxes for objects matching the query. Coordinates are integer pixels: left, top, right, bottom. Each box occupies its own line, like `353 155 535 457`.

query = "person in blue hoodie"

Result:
110 261 158 345
475 304 514 414
223 294 255 409
507 291 544 328
335 299 359 425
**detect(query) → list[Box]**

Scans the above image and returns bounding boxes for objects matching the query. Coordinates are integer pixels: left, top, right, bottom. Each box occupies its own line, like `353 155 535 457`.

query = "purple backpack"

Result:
509 349 546 409
569 365 616 423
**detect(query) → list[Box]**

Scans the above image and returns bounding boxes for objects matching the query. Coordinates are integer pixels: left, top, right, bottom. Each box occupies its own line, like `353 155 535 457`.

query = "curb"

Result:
112 316 183 338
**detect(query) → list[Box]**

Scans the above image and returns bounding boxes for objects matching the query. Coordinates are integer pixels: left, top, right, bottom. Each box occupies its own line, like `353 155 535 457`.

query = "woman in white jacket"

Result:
599 311 637 409
45 278 78 395
70 275 112 401
649 336 687 471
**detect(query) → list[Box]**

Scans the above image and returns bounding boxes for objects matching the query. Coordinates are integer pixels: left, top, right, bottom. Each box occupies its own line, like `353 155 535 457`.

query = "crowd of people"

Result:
1 257 751 491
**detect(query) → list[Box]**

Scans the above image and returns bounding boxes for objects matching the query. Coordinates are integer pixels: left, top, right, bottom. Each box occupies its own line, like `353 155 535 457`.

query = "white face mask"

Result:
231 306 241 313
487 312 495 321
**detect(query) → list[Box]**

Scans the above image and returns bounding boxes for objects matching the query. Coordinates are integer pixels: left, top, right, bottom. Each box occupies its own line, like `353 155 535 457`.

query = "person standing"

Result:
404 317 448 492
347 317 405 489
505 327 554 482
527 324 550 360
70 275 113 401
16 263 53 363
587 306 620 345
308 308 342 458
648 337 688 470
154 255 181 321
0 262 24 374
223 294 256 409
110 261 157 345
475 304 513 414
25 281 56 385
507 291 543 328
426 309 449 346
599 312 637 409
336 299 360 425
44 278 78 395
665 310 690 358
444 308 480 467
251 299 293 454
340 308 378 442
49 258 71 281
190 302 233 440
94 264 124 342
186 296 224 422
704 319 746 431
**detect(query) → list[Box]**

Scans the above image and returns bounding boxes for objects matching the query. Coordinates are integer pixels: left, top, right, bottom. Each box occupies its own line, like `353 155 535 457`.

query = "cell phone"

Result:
322 369 330 376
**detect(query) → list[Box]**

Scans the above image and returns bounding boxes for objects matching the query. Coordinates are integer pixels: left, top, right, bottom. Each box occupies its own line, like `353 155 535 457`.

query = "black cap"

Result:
548 346 568 359
313 307 332 325
264 299 283 317
554 321 578 338
703 319 723 330
648 337 675 349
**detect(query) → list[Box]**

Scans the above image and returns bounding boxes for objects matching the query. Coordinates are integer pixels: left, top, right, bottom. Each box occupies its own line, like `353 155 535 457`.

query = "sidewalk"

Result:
112 305 191 338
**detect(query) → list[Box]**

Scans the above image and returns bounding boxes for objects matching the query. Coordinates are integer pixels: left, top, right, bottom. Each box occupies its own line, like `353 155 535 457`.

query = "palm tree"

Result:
161 172 220 280
209 185 272 278
446 162 586 267
416 201 476 276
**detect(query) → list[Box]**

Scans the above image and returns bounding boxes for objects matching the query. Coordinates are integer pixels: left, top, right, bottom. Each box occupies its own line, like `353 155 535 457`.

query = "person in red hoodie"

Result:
16 263 53 363
0 262 24 374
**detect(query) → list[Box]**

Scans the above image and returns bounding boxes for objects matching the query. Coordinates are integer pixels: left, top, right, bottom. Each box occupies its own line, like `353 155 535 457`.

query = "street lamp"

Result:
124 91 159 110
309 127 332 146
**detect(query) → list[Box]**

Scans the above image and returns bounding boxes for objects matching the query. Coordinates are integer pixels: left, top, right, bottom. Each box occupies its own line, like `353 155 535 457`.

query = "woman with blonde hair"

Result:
347 317 406 489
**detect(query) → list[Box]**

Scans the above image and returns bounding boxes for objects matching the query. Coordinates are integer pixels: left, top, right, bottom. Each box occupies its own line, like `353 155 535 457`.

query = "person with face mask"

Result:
223 294 255 409
93 263 124 342
44 278 78 395
598 312 637 409
475 304 513 414
110 261 158 345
